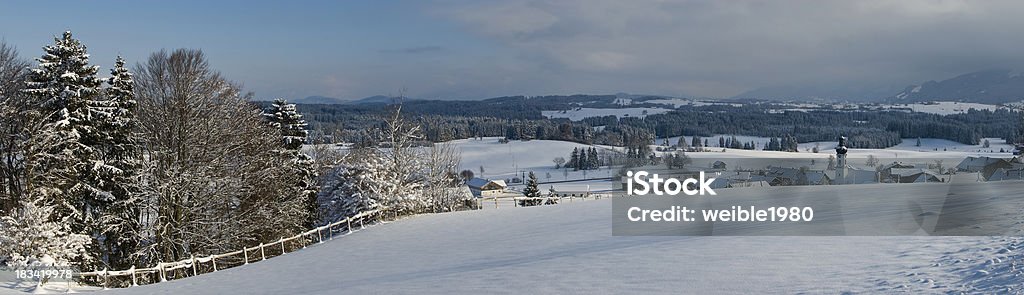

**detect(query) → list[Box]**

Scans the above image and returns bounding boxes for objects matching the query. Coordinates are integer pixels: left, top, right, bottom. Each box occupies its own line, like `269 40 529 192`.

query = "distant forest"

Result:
274 95 1023 150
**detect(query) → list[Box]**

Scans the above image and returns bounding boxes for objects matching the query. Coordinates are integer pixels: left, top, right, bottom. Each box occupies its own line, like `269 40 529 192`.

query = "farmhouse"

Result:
888 168 943 183
988 167 1024 181
956 156 1011 173
466 177 507 197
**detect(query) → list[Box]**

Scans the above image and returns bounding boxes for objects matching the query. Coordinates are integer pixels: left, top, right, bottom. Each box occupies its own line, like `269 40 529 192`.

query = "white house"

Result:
466 177 507 197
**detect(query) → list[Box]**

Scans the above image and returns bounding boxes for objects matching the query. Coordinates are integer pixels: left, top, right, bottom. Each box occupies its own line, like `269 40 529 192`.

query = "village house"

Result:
887 168 943 183
988 167 1024 181
956 156 1013 180
466 177 508 197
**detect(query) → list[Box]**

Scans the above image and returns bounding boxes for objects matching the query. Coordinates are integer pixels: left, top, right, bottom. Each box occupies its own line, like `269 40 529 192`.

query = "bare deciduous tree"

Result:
423 142 465 212
134 49 304 263
0 42 30 214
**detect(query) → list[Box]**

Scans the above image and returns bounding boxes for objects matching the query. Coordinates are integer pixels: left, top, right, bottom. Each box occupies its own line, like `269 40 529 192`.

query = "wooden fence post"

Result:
212 255 218 271
102 268 108 290
243 247 249 265
159 263 166 282
130 266 137 286
280 238 286 254
318 228 323 243
260 243 266 260
191 255 198 276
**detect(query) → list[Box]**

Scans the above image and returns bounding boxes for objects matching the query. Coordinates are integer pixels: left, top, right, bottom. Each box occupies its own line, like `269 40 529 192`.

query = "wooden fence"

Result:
65 208 385 291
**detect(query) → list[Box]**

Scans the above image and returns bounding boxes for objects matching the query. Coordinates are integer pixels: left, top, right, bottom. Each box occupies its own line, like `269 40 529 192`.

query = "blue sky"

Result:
0 0 504 100
3 1 1024 100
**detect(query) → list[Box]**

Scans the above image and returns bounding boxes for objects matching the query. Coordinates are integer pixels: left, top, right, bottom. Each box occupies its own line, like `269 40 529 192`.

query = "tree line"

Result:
0 33 316 275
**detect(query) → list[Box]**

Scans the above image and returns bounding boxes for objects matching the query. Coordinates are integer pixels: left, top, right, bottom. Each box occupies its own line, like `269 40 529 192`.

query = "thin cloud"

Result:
436 0 1024 98
378 46 443 54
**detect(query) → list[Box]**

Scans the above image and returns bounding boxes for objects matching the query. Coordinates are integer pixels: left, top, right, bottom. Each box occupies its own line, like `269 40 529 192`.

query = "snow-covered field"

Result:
450 136 1015 192
541 107 670 121
657 135 1015 158
452 138 617 192
644 98 744 108
64 182 1022 294
882 101 1006 115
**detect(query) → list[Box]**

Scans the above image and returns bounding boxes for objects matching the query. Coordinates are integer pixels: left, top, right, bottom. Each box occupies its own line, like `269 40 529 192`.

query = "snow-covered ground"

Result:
6 138 1023 294
451 136 1016 193
51 182 1017 294
541 107 670 121
452 138 617 192
882 101 1006 115
645 98 744 108
657 135 1015 158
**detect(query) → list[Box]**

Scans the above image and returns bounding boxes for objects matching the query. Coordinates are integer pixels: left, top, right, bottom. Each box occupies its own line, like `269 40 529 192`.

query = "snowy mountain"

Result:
891 69 1024 104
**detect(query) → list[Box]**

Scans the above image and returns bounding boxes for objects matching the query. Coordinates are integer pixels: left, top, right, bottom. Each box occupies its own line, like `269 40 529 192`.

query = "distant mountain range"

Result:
286 95 417 105
731 84 904 102
288 70 1024 105
890 69 1024 104
735 69 1024 104
291 95 347 104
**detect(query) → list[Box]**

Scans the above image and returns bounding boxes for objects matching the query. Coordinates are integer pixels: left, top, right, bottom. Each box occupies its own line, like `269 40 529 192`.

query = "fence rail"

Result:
69 208 386 290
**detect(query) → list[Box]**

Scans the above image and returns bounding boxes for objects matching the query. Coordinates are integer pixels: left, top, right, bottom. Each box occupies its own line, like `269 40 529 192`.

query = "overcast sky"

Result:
1 0 1022 100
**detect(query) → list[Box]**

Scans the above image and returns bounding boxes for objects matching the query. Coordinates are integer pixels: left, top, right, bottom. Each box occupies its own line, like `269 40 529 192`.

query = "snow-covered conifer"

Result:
522 172 541 198
264 99 319 228
264 99 308 150
92 56 145 269
21 32 105 267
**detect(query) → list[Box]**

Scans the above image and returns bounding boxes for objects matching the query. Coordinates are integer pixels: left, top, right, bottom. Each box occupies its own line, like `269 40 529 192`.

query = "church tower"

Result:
836 136 848 182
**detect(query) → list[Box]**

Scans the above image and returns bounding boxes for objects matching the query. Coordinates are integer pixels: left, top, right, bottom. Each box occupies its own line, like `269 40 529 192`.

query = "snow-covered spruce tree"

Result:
0 200 90 268
133 49 304 262
522 172 541 198
264 99 319 229
264 99 308 150
89 56 145 270
21 31 107 267
569 147 579 170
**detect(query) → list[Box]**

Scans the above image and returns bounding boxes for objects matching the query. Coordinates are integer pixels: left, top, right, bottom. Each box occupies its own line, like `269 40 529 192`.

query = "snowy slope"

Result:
84 182 1024 294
